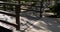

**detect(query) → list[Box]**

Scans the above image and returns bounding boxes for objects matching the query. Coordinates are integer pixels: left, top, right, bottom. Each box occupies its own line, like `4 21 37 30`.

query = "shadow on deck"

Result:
0 26 12 32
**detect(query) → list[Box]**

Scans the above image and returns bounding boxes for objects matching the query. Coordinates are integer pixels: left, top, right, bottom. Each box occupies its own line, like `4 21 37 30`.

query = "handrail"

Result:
0 10 16 17
0 1 20 5
0 20 17 28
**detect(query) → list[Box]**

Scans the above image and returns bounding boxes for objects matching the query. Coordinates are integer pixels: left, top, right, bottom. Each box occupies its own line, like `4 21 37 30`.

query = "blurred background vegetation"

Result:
0 0 60 17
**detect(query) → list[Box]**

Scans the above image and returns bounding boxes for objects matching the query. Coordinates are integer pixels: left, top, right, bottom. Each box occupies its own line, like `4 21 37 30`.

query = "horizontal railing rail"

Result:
0 1 20 5
0 10 16 17
0 20 17 28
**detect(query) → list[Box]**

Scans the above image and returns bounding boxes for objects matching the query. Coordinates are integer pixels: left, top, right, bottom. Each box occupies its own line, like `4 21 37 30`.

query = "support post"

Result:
40 0 43 17
15 4 20 30
15 0 20 31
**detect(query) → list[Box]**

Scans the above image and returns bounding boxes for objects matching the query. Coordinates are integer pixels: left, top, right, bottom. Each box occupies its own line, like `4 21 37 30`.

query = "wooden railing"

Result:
0 1 44 31
0 1 20 30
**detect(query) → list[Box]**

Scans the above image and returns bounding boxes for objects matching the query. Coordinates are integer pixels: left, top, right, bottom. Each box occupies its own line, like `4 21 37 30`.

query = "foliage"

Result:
20 0 32 2
50 3 60 16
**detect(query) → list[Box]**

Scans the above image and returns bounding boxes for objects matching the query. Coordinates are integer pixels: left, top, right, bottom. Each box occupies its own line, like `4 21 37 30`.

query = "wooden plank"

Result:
0 1 20 6
0 10 16 17
21 4 41 7
15 5 20 30
0 20 17 28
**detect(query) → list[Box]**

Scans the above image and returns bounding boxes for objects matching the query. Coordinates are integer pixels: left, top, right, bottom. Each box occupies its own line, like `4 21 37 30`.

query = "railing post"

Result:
15 4 20 30
40 0 43 17
15 0 20 31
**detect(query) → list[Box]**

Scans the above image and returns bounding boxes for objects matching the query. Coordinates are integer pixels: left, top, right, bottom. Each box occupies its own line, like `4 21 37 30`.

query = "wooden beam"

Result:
40 0 43 17
0 20 17 28
15 5 20 30
15 0 20 30
0 1 19 6
0 10 16 17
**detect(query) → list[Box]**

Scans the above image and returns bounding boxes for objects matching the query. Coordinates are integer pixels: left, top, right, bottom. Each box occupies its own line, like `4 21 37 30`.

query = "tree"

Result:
50 2 60 17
